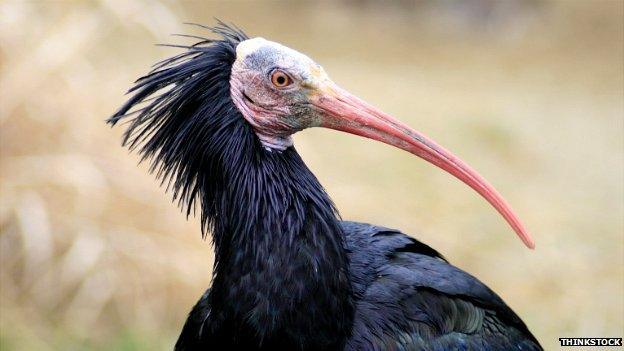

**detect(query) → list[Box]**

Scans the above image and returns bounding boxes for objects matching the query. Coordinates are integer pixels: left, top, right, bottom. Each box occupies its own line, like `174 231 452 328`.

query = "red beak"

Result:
311 83 535 249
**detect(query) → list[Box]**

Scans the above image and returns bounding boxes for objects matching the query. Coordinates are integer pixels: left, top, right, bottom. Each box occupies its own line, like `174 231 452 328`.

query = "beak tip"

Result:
522 234 536 250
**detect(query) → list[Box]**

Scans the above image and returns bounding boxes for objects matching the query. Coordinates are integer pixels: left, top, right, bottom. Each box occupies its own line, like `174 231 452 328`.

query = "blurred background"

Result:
1 1 622 350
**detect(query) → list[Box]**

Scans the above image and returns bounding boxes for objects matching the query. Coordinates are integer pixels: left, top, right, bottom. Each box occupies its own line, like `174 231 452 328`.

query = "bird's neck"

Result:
208 146 354 348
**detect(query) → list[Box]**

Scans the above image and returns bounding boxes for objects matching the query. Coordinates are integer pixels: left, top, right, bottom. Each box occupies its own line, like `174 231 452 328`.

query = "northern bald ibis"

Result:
109 23 541 351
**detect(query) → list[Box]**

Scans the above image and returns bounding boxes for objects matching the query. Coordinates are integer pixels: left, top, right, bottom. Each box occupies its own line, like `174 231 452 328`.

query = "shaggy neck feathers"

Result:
108 23 354 349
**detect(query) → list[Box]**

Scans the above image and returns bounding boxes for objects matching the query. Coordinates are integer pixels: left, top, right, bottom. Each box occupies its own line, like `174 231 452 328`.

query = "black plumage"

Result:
109 23 542 351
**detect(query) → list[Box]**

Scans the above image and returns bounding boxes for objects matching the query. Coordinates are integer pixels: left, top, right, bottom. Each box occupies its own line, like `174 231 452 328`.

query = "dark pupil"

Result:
276 75 286 85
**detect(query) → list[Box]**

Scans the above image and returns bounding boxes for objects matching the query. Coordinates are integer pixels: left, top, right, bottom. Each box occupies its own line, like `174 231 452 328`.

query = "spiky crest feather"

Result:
108 22 250 236
108 22 354 349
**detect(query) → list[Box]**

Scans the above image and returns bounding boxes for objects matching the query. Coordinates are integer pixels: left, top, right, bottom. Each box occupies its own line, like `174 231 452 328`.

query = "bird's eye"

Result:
270 70 292 88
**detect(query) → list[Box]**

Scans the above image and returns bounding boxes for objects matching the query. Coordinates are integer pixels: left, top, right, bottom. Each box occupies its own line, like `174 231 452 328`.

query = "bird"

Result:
108 22 542 351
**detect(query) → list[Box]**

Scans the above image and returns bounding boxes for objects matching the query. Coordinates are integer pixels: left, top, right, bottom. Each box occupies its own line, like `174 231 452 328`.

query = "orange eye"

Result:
270 70 292 88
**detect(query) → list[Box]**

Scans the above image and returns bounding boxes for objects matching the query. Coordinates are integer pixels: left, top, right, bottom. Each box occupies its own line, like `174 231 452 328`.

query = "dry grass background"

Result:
1 1 622 350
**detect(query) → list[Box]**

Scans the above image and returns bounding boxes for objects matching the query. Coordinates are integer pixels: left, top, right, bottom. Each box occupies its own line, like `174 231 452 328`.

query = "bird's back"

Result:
342 221 542 351
177 221 542 351
175 221 542 351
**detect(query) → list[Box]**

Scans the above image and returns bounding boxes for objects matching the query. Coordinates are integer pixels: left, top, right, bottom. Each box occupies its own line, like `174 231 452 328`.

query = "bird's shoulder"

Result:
175 289 212 351
340 221 542 351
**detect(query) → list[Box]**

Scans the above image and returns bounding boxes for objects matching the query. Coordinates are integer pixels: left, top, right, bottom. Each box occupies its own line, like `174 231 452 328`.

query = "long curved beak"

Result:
311 83 535 249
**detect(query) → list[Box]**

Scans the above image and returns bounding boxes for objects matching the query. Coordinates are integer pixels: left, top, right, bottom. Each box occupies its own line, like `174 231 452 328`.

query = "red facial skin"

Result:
230 72 296 150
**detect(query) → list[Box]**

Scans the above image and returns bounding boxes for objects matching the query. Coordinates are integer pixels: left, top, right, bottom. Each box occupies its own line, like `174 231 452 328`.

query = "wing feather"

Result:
342 221 542 351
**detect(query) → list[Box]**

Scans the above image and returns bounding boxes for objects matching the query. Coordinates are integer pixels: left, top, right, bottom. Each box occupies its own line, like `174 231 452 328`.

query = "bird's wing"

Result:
341 221 542 351
175 288 212 351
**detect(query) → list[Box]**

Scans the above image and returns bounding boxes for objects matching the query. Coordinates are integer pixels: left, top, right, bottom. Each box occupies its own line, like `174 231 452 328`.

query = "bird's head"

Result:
229 36 534 249
109 24 534 249
229 37 329 149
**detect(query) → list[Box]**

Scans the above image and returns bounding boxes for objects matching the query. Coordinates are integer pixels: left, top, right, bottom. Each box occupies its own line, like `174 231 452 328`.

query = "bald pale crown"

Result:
230 38 330 150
